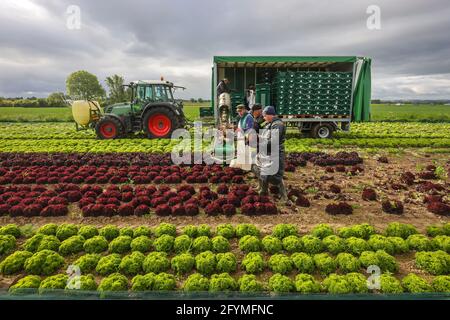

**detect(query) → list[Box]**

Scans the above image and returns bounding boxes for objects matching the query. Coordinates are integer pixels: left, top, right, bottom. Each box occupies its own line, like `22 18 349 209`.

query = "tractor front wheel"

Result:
95 117 123 139
143 107 178 139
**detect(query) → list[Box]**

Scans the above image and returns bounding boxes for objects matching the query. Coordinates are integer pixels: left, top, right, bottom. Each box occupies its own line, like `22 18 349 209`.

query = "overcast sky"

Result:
1 0 450 100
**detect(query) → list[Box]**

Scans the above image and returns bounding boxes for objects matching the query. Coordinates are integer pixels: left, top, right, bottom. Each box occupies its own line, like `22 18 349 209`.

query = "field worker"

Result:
231 104 255 170
255 106 291 204
248 104 263 156
245 84 256 110
251 104 264 133
236 104 254 134
217 78 231 96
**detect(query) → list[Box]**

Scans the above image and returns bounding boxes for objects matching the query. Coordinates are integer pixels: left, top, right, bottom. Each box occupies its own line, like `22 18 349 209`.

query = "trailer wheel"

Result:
95 117 123 139
311 123 334 139
143 107 179 139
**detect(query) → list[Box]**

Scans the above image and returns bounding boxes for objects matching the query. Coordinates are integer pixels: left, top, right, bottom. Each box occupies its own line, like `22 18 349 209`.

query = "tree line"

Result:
0 70 208 108
0 93 67 108
0 71 127 108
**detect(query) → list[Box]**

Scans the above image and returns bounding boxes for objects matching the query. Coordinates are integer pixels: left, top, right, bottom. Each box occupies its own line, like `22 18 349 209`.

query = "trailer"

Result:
200 56 372 138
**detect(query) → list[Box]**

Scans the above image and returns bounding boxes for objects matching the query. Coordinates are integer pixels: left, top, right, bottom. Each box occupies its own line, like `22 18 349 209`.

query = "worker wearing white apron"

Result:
231 105 255 171
245 85 256 110
236 104 254 133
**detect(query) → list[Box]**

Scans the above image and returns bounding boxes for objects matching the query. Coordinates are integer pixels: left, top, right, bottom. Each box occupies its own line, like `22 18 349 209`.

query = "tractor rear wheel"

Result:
143 107 179 139
95 117 123 139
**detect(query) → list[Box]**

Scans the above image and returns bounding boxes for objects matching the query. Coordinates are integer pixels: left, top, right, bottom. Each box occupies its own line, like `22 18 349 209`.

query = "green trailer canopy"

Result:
211 56 372 122
214 56 358 66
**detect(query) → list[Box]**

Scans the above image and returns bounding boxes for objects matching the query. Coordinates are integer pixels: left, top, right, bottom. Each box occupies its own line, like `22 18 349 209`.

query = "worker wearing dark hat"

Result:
255 106 290 204
251 104 265 134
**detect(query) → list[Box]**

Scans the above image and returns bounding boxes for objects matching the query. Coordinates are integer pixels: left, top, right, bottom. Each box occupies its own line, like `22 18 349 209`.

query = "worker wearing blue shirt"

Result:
236 104 254 134
233 104 255 171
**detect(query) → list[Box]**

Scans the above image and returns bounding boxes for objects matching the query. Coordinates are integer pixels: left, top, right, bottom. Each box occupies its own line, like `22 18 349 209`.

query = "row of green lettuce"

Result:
0 122 449 152
2 245 449 279
7 271 450 295
1 221 450 240
1 122 449 140
1 222 449 255
1 222 449 257
0 222 449 295
0 137 448 153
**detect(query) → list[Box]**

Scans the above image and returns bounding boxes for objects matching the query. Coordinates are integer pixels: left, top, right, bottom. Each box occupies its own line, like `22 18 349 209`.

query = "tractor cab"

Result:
129 80 179 112
90 80 186 139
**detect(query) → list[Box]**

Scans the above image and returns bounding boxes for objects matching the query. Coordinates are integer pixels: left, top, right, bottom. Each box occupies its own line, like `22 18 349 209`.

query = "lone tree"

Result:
66 70 105 100
105 74 127 103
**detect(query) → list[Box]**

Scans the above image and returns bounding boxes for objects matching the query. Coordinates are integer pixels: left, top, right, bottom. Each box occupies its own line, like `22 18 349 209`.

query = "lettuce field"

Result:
1 222 449 295
0 114 449 298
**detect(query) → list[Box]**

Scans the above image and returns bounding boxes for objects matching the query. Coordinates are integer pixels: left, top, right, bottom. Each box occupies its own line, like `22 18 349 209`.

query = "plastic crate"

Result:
255 83 271 107
274 70 353 117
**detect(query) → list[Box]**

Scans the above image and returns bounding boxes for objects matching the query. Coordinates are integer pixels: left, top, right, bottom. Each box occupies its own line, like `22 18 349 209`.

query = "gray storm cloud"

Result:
0 0 449 99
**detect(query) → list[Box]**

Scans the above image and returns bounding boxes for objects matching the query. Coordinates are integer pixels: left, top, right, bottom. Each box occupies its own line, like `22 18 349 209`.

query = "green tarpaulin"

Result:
352 57 372 122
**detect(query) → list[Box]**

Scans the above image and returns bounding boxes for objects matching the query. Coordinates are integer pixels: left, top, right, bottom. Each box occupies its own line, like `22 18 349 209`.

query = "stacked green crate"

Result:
255 83 271 107
230 92 245 118
273 71 352 116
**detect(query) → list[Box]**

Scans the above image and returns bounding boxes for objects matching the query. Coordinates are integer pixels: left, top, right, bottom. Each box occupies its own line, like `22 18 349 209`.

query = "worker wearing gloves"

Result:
217 78 231 96
254 106 291 204
217 78 232 125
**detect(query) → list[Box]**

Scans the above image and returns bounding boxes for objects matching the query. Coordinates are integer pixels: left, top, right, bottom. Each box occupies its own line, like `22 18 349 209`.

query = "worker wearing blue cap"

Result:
254 106 290 204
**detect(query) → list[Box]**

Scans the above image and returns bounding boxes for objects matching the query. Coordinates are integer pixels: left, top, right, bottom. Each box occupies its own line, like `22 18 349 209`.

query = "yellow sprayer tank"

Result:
71 100 102 126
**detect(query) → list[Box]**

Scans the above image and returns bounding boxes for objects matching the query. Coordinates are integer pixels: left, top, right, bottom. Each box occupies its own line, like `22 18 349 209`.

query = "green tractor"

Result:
72 80 186 139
